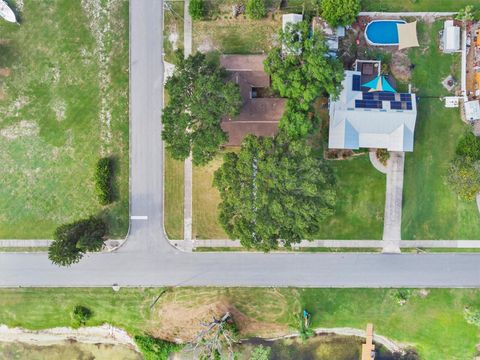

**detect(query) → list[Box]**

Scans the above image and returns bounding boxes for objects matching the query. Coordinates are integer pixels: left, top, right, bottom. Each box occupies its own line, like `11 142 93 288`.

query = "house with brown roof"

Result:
220 55 286 146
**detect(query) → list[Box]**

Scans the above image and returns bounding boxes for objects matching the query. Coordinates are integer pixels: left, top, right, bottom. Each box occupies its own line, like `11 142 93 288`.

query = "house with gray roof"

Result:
328 62 417 152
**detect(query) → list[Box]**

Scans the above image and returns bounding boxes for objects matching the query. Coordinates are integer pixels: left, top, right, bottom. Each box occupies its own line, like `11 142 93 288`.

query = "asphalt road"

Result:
1 0 480 288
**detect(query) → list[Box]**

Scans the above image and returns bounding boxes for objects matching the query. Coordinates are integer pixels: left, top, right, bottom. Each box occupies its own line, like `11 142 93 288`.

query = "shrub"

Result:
391 289 412 306
320 0 360 27
455 132 480 160
94 157 114 205
246 0 266 20
48 217 107 266
189 0 205 21
72 305 92 326
376 148 390 166
464 307 480 326
250 345 271 360
134 334 182 360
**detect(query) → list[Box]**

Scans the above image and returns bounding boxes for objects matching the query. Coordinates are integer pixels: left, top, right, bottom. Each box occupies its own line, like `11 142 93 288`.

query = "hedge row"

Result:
94 157 114 205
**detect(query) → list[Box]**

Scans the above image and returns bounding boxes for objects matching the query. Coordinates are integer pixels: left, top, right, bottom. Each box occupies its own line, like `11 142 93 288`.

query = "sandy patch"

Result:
0 324 138 350
197 38 216 53
52 98 66 121
0 120 39 140
0 68 11 77
151 298 287 342
168 24 179 50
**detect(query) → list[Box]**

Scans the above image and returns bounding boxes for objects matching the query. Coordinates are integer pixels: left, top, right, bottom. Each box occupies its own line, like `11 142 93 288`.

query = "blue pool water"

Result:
365 20 406 45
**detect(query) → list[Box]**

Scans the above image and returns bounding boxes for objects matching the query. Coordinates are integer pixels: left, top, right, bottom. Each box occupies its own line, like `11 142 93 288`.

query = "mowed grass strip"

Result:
164 151 184 240
0 0 129 238
362 0 476 11
192 153 228 239
402 21 480 239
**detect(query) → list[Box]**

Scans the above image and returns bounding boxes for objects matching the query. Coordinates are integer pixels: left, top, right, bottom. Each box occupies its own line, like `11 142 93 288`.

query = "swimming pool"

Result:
365 20 406 46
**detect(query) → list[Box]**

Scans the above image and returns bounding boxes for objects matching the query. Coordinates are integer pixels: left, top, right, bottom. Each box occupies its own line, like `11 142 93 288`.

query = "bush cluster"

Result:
134 334 182 360
189 0 205 20
72 305 92 326
94 157 114 205
246 0 267 20
446 132 480 201
376 148 390 166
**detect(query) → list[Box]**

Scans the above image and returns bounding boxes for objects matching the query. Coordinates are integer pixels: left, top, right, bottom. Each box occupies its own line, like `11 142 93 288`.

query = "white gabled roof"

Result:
328 71 418 152
444 25 460 52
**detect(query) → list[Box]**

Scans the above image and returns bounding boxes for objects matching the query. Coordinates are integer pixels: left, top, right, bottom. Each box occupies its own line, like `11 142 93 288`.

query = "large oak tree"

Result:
264 21 344 137
213 135 336 251
162 52 242 165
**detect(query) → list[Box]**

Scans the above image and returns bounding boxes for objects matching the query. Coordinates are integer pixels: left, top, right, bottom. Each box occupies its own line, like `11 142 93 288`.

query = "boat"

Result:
0 0 16 23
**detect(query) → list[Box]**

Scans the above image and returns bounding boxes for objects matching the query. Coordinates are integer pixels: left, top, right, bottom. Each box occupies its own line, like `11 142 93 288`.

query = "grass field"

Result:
192 12 281 54
163 0 184 63
192 153 228 239
362 0 476 12
1 288 480 359
402 21 480 239
0 0 129 238
164 151 184 240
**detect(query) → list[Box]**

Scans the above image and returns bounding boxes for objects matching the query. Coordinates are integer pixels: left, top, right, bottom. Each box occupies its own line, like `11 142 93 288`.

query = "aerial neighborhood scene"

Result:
4 0 480 359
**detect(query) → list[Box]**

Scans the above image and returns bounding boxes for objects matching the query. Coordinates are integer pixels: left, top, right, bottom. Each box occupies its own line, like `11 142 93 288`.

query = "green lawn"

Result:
0 0 129 238
1 288 480 359
192 153 228 239
192 13 281 54
313 156 385 239
164 151 184 240
163 0 184 63
402 21 480 239
362 0 476 11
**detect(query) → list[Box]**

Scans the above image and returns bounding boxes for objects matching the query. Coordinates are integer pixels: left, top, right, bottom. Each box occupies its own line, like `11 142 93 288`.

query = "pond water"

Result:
236 334 398 360
0 341 142 360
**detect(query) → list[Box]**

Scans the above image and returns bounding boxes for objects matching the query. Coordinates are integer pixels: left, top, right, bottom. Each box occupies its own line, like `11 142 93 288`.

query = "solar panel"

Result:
406 102 412 110
352 75 361 91
379 93 395 101
400 93 411 101
356 100 382 109
363 92 374 100
390 101 402 110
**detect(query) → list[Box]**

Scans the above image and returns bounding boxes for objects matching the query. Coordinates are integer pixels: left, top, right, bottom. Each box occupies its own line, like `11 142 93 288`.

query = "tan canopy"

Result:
397 21 419 50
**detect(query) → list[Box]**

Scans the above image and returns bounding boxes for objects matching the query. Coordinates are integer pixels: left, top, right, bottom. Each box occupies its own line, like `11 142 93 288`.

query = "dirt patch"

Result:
0 120 39 140
197 38 216 53
0 68 11 77
151 298 287 342
168 24 179 51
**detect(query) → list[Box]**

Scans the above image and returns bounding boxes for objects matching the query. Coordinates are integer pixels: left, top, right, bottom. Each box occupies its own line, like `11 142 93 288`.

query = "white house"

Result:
328 68 418 152
443 20 461 53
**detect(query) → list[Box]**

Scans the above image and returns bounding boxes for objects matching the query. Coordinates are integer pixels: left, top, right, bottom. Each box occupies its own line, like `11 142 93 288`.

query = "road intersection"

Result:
1 0 480 288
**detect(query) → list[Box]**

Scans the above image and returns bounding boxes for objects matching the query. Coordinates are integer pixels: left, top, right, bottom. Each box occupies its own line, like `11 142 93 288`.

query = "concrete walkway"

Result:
182 0 194 251
382 152 405 253
359 12 456 17
0 240 52 248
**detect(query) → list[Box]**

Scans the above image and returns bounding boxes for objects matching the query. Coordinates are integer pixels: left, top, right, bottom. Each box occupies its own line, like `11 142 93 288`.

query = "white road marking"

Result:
130 215 148 220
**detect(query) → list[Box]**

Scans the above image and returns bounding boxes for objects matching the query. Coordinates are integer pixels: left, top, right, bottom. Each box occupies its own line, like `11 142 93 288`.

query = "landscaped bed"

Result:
0 0 129 238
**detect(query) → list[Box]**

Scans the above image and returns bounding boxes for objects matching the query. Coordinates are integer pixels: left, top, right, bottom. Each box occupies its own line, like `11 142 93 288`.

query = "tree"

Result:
213 135 336 251
134 335 182 360
455 131 480 159
246 0 266 20
320 0 360 27
189 0 205 21
162 51 242 165
250 345 271 360
72 305 92 326
279 100 312 138
48 217 107 266
188 312 238 359
264 21 344 110
446 157 480 201
456 5 475 22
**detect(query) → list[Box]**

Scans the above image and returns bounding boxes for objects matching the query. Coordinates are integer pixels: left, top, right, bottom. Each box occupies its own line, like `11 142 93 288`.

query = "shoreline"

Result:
0 324 138 351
